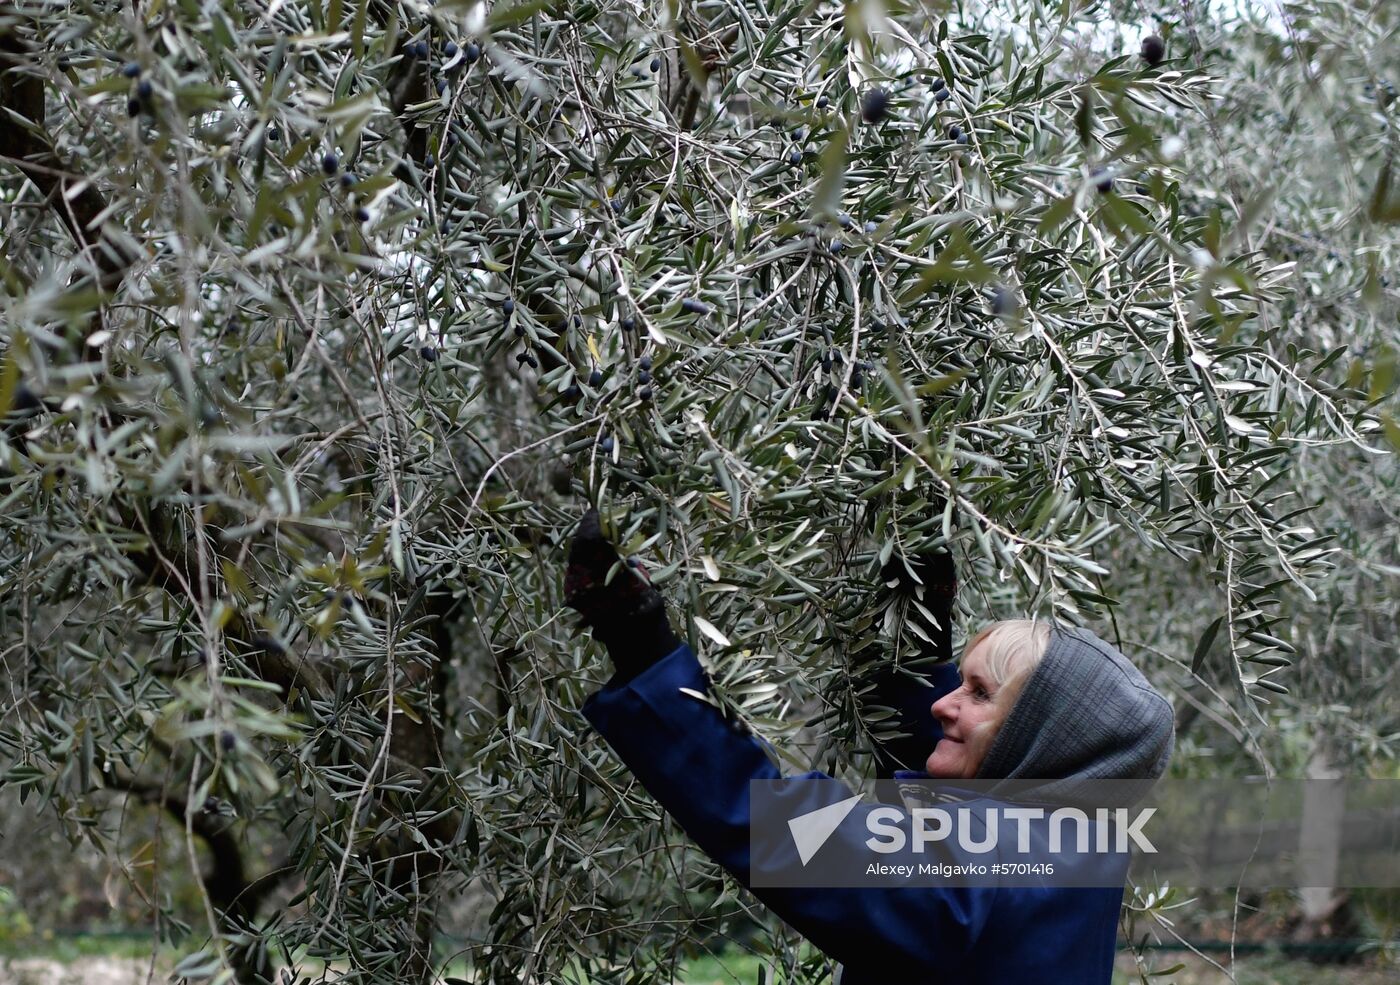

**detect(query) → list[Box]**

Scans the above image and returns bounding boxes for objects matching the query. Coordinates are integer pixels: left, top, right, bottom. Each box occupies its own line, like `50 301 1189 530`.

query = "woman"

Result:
563 508 1174 983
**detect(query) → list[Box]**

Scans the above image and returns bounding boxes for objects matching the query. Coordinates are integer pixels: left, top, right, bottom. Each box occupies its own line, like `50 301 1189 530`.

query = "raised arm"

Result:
852 546 960 778
562 509 988 974
580 641 990 977
561 505 960 776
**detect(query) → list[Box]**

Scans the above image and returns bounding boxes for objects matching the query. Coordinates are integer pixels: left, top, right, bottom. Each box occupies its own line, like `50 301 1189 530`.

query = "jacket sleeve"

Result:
582 642 990 976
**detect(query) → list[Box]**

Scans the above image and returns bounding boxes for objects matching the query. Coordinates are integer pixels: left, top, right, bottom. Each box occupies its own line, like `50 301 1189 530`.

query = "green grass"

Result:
674 951 764 984
1113 950 1398 984
0 931 171 963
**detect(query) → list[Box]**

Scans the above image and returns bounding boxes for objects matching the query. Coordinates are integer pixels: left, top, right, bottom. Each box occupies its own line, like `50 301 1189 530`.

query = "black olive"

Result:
1141 35 1166 67
860 87 889 124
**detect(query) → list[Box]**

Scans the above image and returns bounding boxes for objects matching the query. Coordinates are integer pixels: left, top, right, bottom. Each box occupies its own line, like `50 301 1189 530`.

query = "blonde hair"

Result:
966 619 1052 688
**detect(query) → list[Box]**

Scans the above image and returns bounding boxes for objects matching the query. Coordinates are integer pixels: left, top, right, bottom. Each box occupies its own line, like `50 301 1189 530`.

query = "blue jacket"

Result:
582 641 1125 984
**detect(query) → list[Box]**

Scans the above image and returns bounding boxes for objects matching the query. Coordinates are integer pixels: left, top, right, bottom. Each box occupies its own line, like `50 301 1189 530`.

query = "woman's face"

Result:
925 640 1027 779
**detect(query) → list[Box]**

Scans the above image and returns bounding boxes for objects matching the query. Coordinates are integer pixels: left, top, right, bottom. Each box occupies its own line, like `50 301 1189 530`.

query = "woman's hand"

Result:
563 507 681 681
876 545 957 664
881 547 957 601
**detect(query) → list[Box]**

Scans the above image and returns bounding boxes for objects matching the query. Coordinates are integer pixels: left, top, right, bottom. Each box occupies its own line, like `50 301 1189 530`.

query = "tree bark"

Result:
1290 736 1361 960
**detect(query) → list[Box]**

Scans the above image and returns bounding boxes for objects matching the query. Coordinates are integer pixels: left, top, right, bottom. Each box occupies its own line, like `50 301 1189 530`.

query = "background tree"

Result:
1 0 1395 983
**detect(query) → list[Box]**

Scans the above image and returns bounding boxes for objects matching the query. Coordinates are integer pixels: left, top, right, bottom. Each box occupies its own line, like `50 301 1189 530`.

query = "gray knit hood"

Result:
972 625 1175 808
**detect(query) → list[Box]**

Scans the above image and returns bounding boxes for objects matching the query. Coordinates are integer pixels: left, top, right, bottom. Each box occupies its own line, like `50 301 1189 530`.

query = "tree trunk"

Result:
1291 736 1362 961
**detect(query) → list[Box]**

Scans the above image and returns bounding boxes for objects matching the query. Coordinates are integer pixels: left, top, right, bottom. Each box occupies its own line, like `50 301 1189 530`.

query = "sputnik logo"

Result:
787 795 863 865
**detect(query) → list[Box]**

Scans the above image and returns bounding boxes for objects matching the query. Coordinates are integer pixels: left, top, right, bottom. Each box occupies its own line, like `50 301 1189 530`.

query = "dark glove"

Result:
877 545 957 664
564 508 682 682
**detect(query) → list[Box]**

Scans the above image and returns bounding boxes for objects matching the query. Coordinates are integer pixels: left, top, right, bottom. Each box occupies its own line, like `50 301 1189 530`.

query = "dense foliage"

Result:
2 0 1396 981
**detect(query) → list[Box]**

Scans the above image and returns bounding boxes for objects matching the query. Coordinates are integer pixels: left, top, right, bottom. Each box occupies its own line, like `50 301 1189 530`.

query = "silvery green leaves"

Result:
1 1 1397 983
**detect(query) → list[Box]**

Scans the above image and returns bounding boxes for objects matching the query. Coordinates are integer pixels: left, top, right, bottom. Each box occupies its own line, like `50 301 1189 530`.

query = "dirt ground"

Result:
0 956 172 985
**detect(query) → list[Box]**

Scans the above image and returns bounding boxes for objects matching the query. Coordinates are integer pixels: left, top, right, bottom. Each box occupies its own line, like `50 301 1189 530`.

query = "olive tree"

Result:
1105 0 1400 958
1 0 1394 982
